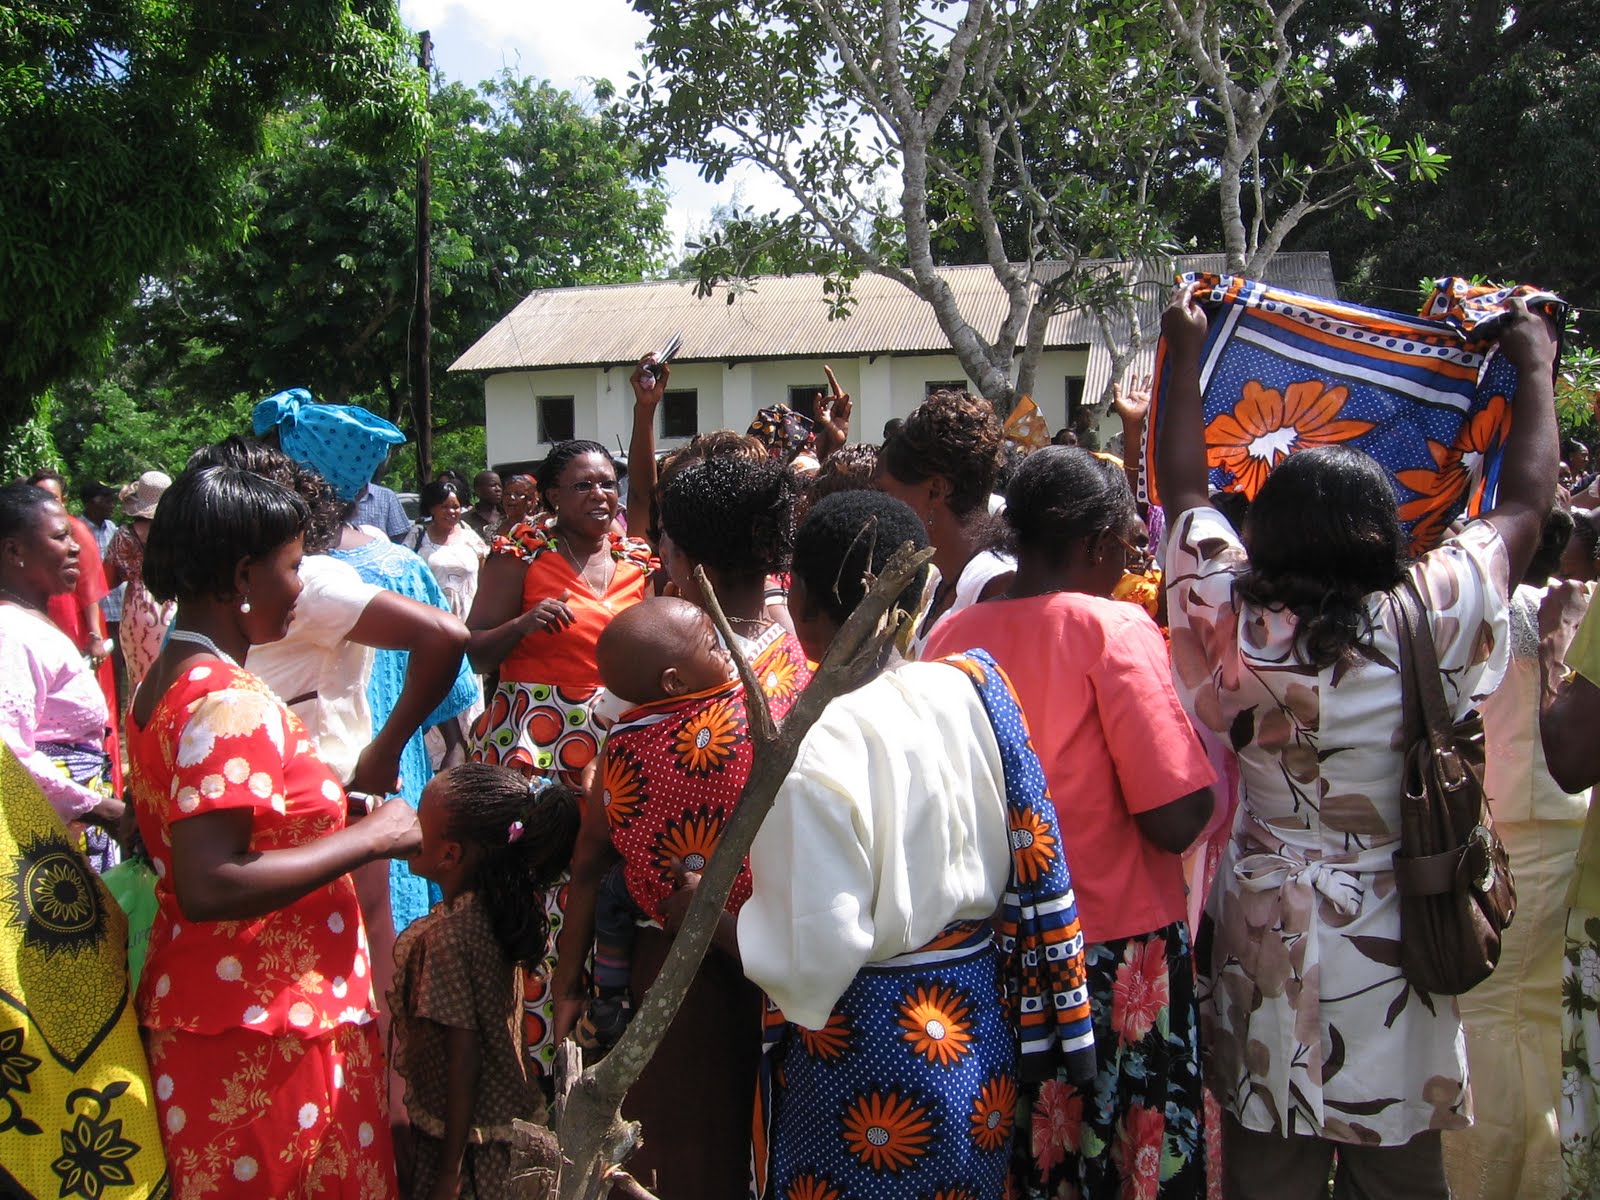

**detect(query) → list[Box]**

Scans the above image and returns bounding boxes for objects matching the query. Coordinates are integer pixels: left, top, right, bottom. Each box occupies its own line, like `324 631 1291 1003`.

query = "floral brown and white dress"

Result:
1163 506 1510 1147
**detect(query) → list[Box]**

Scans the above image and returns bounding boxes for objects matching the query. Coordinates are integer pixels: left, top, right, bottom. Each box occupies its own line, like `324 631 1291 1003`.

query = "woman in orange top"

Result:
467 440 655 786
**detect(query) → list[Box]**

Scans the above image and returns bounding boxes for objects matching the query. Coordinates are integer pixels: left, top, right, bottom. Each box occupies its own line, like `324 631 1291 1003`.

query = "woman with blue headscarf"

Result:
252 390 479 932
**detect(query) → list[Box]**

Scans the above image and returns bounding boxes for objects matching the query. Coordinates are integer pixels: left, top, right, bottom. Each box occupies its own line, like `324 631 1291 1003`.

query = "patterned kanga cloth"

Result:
1143 272 1565 554
0 744 170 1198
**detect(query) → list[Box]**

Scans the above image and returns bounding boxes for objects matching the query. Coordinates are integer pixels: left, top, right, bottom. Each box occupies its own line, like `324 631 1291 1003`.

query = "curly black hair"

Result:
143 465 310 603
877 388 1003 518
188 436 343 554
435 763 581 970
1236 445 1407 670
1004 446 1135 561
792 490 930 627
661 455 796 578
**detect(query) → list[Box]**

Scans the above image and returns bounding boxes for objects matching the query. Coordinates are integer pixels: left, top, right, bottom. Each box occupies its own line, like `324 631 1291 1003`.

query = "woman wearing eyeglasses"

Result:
467 440 655 788
465 440 655 1092
925 445 1217 1200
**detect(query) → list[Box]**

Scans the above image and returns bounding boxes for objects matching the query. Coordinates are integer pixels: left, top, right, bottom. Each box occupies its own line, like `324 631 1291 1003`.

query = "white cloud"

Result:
400 0 801 253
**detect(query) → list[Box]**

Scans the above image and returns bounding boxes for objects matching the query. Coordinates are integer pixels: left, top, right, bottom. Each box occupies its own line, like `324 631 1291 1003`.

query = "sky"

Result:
397 0 793 251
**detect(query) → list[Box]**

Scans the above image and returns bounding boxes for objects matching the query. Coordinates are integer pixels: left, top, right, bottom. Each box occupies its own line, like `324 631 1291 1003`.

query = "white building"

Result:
451 253 1336 469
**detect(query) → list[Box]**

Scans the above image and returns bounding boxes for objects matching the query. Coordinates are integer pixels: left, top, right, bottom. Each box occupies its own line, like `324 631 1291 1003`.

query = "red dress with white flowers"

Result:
127 660 393 1198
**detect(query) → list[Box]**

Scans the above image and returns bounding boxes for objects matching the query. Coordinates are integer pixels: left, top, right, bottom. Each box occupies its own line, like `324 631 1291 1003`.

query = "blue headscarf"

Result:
252 389 407 501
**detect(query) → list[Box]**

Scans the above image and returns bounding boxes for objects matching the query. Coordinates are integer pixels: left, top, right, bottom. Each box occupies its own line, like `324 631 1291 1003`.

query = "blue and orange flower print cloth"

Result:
1143 273 1565 553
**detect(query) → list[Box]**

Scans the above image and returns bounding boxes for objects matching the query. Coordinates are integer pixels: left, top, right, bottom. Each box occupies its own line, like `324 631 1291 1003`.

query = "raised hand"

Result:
630 354 670 407
812 365 853 457
1161 282 1209 361
1113 373 1154 426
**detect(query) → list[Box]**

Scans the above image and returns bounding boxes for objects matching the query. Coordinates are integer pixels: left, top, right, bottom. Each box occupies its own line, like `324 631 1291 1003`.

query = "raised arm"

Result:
1112 374 1153 500
1152 284 1213 518
626 355 668 538
1477 297 1561 588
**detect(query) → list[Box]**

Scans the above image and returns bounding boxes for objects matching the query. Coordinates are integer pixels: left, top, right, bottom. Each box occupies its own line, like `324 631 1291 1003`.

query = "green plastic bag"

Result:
103 858 158 989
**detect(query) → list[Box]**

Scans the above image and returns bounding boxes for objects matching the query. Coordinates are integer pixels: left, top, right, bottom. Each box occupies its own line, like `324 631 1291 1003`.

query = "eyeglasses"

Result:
563 479 619 495
1113 530 1154 569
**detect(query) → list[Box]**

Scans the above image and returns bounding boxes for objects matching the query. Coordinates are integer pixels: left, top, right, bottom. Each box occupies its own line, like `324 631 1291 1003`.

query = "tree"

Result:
1284 0 1599 318
629 0 1447 407
631 0 1192 406
0 0 425 433
111 71 668 482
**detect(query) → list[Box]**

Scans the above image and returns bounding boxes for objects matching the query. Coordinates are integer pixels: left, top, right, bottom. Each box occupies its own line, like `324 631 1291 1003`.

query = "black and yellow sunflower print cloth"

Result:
0 745 169 1198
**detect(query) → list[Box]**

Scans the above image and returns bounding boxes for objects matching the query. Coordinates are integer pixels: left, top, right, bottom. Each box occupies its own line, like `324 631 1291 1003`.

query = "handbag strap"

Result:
1391 577 1455 756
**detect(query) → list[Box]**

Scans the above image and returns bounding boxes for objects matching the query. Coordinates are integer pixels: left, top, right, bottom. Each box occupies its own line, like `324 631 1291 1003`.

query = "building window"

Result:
1065 376 1087 419
661 389 699 439
925 379 968 397
788 384 824 412
538 396 575 443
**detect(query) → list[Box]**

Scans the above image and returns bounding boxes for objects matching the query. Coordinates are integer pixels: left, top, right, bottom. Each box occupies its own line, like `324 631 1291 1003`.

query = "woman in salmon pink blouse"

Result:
127 465 421 1198
926 446 1216 1200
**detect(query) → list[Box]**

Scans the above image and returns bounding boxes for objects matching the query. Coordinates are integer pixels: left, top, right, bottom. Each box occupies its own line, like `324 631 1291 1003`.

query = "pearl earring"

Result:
239 598 252 614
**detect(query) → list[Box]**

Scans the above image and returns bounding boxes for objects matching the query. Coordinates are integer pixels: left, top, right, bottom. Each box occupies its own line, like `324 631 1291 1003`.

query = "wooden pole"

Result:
412 29 434 483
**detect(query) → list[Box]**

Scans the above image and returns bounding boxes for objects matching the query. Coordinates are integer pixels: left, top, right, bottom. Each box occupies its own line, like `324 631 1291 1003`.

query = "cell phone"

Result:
642 332 683 382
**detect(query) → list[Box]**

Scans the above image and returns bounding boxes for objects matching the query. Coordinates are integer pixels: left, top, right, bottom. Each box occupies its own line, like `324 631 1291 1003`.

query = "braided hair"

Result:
536 440 612 513
435 763 580 969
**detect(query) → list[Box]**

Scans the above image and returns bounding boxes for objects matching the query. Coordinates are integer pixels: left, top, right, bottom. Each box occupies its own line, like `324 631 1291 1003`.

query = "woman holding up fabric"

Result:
1155 284 1559 1198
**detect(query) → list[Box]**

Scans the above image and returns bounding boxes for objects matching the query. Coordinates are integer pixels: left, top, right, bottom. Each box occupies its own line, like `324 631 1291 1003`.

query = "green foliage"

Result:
0 388 62 482
0 0 427 433
56 70 666 493
1557 344 1600 444
1286 0 1599 325
50 376 255 489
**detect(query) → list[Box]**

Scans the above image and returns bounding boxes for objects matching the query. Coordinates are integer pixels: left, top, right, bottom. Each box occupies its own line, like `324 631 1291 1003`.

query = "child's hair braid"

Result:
438 763 580 969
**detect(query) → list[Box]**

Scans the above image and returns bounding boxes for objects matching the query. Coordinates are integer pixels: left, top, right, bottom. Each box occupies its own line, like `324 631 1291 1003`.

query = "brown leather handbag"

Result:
1390 579 1516 996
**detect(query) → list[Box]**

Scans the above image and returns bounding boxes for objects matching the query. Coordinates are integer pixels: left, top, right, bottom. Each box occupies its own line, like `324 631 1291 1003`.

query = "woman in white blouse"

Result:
1154 284 1559 1199
408 478 489 622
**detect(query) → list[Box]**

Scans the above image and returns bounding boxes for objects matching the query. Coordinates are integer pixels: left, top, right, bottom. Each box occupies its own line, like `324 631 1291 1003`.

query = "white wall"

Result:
481 347 1096 467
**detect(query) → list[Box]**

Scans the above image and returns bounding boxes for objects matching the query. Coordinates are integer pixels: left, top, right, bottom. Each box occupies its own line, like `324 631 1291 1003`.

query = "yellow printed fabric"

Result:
0 744 169 1198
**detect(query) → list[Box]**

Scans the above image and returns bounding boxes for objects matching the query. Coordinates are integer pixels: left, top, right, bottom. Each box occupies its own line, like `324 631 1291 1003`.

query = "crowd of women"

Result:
2 285 1598 1200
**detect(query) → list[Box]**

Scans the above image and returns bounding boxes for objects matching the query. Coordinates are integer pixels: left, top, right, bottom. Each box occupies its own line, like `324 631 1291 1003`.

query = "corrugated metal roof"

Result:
450 252 1337 373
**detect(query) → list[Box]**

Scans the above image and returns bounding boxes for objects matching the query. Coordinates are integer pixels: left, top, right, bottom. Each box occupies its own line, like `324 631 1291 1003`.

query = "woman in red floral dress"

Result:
127 463 422 1198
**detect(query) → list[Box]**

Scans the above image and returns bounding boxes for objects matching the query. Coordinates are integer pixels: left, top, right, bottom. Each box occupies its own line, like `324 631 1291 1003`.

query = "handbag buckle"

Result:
1465 825 1495 893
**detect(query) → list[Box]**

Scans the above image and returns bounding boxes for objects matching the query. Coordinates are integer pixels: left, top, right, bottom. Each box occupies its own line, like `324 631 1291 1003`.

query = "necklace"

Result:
0 586 39 611
168 628 240 667
557 532 611 585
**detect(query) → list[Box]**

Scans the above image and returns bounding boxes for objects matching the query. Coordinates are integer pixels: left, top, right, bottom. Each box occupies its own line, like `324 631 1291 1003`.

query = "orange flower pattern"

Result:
841 1090 935 1172
600 633 812 926
798 1010 852 1062
784 1175 841 1200
1207 380 1374 497
968 1075 1016 1151
1396 392 1508 555
653 807 728 879
673 698 744 776
1007 807 1057 887
898 984 975 1067
601 744 645 830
